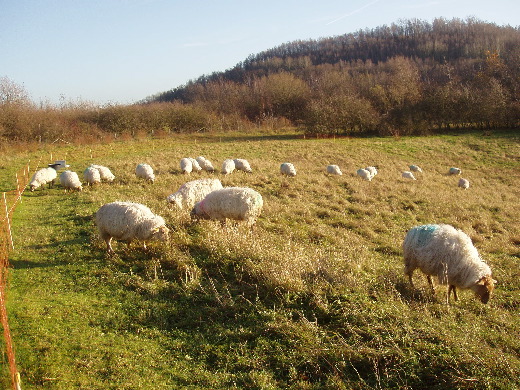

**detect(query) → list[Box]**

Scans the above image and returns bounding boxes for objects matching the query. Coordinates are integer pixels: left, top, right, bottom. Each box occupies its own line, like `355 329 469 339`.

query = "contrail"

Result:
326 0 383 25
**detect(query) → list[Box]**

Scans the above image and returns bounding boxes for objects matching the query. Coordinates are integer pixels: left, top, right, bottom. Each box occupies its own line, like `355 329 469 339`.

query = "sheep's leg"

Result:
448 285 458 302
407 272 414 288
427 275 435 294
105 237 115 255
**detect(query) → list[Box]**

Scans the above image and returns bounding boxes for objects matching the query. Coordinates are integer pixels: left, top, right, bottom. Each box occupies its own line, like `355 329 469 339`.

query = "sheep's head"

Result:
473 275 496 304
151 225 169 242
190 202 210 221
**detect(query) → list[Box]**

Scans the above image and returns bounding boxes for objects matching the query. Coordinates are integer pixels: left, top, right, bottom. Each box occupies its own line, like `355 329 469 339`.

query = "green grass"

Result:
1 130 519 389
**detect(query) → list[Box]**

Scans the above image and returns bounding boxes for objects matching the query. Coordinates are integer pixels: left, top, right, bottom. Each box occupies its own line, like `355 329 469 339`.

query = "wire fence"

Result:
1 161 33 390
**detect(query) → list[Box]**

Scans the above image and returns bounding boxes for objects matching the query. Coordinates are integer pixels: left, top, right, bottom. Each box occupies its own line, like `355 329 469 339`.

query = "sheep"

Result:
95 201 169 254
449 167 462 175
28 167 58 191
403 224 496 304
59 170 83 192
458 178 470 189
326 165 342 175
409 165 423 173
402 171 416 180
280 162 296 177
83 166 101 186
189 158 203 173
221 159 235 175
365 166 377 177
180 158 193 175
90 164 115 182
136 163 155 183
167 178 223 210
196 156 215 172
234 158 253 173
191 187 263 228
356 168 372 181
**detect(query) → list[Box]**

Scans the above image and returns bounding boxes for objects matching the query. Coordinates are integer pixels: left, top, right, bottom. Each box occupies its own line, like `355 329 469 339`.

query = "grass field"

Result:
1 130 519 389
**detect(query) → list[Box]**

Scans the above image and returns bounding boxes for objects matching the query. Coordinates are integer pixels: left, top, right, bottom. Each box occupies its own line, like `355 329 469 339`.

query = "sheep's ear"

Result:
476 278 486 285
151 227 160 233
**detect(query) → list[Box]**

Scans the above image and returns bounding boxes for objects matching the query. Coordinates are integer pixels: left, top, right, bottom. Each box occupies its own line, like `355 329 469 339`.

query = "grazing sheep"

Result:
356 168 372 181
458 178 470 189
191 187 263 228
95 201 169 254
196 156 215 172
59 171 83 192
409 165 423 173
180 158 193 175
189 158 203 173
280 162 297 177
402 171 416 180
365 166 377 177
28 167 58 191
449 167 462 175
403 224 496 304
326 165 342 175
234 158 253 173
167 178 223 210
90 164 115 182
83 166 101 186
221 159 235 175
136 163 155 183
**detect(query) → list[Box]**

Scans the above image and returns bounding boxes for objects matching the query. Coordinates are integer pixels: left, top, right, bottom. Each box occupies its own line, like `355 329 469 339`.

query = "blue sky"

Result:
1 0 519 105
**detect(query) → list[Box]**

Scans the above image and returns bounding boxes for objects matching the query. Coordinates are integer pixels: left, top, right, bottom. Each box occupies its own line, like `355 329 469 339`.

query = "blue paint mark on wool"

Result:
415 224 439 246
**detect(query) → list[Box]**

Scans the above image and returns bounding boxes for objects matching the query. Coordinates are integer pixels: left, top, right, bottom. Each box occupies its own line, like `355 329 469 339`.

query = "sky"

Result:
1 0 519 105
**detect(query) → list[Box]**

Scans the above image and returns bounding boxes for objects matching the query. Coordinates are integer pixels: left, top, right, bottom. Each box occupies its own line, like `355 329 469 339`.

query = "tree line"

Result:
1 18 519 143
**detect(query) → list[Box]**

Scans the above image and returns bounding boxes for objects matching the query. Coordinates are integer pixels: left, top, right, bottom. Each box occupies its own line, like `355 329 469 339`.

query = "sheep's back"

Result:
96 202 157 241
202 187 263 221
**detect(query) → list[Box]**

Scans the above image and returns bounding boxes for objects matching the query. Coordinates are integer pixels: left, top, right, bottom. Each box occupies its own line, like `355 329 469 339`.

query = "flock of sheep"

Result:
27 155 494 305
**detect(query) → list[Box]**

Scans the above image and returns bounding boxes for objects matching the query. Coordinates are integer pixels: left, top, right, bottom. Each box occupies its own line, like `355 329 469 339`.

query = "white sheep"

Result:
59 170 83 192
221 159 235 175
280 162 296 177
365 166 377 177
95 201 169 254
449 167 462 175
167 178 223 210
402 171 416 180
191 187 263 228
458 178 470 189
326 165 342 175
196 156 215 172
83 166 101 186
136 163 155 183
409 165 423 173
90 164 115 182
403 224 496 304
356 168 372 181
188 158 203 172
28 167 58 191
180 158 193 174
234 158 253 173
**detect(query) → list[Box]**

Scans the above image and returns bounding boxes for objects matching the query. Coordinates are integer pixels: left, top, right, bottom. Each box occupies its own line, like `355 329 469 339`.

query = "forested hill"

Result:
148 18 519 135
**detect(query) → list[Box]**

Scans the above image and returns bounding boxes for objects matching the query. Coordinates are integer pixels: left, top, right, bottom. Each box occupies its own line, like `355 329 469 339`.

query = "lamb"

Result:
95 201 169 254
83 166 101 186
403 224 496 304
136 163 155 183
59 170 83 192
28 167 58 191
449 167 462 175
189 158 203 173
326 165 342 175
409 165 423 173
90 164 115 182
191 187 263 228
402 171 416 180
167 178 223 210
280 162 296 177
458 178 470 189
180 158 193 174
196 156 215 172
356 168 372 181
234 158 253 173
221 159 235 175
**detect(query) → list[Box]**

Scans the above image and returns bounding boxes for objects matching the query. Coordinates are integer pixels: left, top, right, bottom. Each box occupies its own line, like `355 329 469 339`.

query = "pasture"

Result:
1 130 519 389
